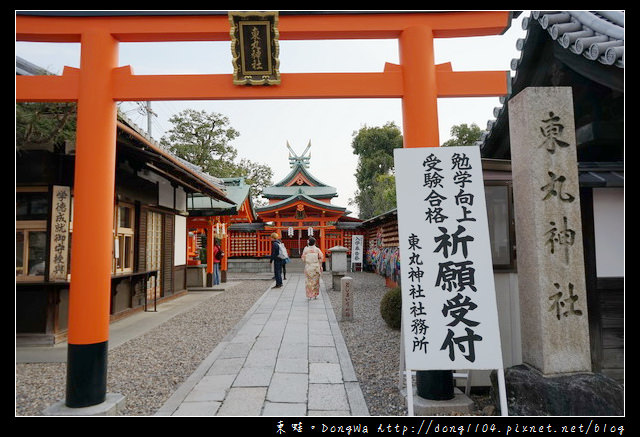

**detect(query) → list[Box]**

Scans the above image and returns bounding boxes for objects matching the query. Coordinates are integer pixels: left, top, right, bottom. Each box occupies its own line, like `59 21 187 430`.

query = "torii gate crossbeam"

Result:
16 11 512 409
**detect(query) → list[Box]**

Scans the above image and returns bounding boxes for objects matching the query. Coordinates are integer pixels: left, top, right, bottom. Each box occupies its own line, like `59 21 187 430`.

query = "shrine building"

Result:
228 142 363 261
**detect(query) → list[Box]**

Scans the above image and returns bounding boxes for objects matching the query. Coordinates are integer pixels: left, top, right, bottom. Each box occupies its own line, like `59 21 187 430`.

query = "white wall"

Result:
174 214 187 266
460 272 521 387
593 188 624 278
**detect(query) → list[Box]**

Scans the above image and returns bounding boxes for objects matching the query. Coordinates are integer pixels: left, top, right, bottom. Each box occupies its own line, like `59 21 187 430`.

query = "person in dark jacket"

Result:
212 238 223 285
270 232 283 288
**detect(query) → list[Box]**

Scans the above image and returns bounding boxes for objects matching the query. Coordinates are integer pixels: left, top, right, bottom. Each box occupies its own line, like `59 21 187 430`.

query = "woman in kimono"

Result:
301 237 324 300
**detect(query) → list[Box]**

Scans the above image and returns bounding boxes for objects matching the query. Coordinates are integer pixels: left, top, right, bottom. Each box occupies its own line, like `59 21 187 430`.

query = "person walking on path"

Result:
270 232 284 288
301 236 324 299
212 238 223 285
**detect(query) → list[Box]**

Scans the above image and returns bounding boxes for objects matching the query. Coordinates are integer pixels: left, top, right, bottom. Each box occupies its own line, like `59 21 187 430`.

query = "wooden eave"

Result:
116 121 233 204
272 163 332 189
256 196 346 218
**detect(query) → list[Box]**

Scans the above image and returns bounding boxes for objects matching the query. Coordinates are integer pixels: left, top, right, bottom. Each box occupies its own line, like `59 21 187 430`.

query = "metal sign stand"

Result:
398 314 509 416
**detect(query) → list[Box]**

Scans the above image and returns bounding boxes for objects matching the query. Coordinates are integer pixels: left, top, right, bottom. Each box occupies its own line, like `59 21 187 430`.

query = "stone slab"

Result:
216 387 266 416
309 346 339 363
262 402 307 416
405 387 473 416
172 401 221 416
205 357 245 376
308 383 349 411
309 362 343 383
276 358 309 374
43 393 126 416
267 373 308 403
185 374 234 402
233 366 274 387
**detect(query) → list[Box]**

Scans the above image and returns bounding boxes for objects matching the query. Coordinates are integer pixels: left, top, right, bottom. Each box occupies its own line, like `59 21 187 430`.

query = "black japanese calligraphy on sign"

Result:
48 186 71 281
544 216 576 264
539 112 570 154
541 171 575 203
406 232 430 354
548 282 583 320
229 11 281 85
536 109 584 323
395 146 503 370
440 327 483 363
351 235 364 264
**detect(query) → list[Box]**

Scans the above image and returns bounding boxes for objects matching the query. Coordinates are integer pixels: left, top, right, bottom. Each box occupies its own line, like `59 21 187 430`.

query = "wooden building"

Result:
478 12 624 382
358 11 624 384
16 57 232 345
186 176 255 283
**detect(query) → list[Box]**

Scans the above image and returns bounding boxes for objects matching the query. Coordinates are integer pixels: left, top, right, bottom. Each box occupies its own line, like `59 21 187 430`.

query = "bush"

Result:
380 286 402 330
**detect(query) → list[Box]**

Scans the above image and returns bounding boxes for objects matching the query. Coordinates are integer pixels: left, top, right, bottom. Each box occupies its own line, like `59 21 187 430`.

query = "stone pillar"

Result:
329 246 348 290
341 276 353 321
509 87 591 375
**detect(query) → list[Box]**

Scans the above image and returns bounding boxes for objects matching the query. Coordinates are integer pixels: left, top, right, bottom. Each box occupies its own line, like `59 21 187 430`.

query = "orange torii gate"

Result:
16 11 513 409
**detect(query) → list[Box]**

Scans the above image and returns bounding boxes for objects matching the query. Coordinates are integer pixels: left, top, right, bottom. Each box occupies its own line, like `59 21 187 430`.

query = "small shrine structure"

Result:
186 176 256 284
243 142 362 258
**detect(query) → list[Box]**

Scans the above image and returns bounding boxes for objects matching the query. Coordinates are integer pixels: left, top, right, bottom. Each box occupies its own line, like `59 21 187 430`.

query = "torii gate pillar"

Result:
65 30 119 408
400 25 440 147
16 11 512 411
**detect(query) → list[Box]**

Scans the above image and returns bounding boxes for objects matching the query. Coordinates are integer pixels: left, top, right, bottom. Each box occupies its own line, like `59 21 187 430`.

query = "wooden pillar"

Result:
206 219 214 287
65 29 118 408
319 228 326 257
221 218 228 283
399 25 439 148
398 24 453 397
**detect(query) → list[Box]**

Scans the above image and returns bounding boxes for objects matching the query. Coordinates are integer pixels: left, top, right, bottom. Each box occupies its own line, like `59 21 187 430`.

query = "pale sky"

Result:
15 11 529 217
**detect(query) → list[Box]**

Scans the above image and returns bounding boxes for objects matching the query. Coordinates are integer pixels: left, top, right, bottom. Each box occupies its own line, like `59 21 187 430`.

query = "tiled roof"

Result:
256 191 347 214
262 185 337 199
478 11 624 156
529 11 624 67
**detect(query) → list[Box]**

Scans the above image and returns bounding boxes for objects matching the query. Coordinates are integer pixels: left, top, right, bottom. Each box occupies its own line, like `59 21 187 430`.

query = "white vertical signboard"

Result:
394 146 507 415
350 234 363 270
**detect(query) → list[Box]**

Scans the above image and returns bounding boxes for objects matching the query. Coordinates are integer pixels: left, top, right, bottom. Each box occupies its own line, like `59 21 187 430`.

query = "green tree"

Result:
160 109 240 175
16 102 77 151
160 109 273 202
350 122 403 219
441 123 484 147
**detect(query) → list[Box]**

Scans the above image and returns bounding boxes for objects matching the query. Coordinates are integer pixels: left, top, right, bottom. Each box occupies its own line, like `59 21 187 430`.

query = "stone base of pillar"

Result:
44 393 126 416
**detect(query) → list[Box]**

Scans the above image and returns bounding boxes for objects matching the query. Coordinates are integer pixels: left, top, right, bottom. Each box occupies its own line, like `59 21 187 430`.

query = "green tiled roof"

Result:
262 185 337 198
188 177 255 217
256 192 346 214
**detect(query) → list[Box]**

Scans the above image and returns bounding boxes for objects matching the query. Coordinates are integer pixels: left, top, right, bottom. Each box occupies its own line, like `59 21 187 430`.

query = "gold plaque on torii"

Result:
229 11 280 85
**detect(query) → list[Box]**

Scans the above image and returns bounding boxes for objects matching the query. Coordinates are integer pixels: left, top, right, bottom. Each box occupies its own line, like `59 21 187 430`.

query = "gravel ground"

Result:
15 272 496 416
15 279 270 416
324 271 496 417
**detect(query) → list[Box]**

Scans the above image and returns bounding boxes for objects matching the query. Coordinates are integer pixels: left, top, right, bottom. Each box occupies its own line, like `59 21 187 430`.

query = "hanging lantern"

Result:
288 226 294 237
308 226 314 236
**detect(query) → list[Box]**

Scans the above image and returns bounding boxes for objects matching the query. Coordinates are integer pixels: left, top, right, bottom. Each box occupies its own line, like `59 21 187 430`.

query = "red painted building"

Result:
251 143 362 258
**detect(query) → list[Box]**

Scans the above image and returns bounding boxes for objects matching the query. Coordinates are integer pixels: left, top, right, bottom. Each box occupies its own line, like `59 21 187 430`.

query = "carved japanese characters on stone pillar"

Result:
509 87 591 375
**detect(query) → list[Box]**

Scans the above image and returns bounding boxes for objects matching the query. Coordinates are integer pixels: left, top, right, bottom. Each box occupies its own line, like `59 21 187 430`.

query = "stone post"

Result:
509 87 591 375
329 246 348 290
341 276 354 321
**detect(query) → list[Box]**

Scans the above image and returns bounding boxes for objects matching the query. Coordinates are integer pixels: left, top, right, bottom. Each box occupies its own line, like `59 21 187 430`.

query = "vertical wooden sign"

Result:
48 185 71 282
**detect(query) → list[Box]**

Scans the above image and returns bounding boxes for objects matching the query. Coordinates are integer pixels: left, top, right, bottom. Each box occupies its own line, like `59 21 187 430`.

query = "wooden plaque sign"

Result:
229 11 280 85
